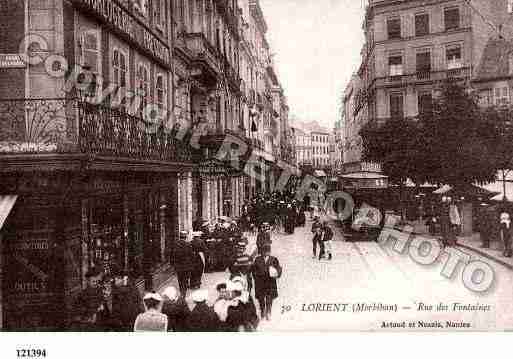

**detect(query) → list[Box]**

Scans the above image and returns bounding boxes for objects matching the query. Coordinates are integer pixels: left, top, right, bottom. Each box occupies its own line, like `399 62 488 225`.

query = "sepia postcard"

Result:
1 1 513 350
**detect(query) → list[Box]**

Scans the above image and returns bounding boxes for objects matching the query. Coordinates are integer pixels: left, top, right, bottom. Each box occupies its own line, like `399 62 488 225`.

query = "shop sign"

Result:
361 162 382 173
73 0 170 66
0 54 26 69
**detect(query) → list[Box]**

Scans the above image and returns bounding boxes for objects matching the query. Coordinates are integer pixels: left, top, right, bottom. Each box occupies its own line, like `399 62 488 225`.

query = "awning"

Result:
314 170 327 177
341 172 387 180
0 195 17 230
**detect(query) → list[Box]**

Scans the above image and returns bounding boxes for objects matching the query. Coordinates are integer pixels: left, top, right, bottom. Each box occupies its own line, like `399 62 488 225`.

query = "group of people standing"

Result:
311 216 334 260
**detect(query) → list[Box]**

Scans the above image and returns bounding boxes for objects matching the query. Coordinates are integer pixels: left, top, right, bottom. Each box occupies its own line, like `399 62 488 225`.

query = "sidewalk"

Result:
403 220 513 270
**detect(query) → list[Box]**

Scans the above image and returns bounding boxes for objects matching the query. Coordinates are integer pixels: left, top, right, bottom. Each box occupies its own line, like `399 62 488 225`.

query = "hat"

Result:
162 286 178 301
229 280 244 292
191 289 208 303
143 292 163 301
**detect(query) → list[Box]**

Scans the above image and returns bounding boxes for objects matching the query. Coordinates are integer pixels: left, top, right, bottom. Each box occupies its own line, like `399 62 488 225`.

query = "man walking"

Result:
251 245 282 321
311 216 323 259
172 231 194 298
321 220 334 260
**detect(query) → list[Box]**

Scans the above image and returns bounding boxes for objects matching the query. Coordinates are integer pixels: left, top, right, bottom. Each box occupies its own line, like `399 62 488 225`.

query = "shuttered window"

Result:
390 93 404 118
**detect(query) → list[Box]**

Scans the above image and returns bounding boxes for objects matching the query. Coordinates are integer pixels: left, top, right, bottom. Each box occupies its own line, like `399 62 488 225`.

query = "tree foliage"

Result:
360 81 500 188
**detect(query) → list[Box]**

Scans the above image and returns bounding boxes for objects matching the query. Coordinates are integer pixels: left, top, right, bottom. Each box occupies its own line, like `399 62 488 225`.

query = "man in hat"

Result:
111 271 144 331
186 289 218 331
257 223 272 255
133 292 168 332
251 245 282 321
172 231 194 297
161 286 190 332
321 220 334 260
190 231 206 289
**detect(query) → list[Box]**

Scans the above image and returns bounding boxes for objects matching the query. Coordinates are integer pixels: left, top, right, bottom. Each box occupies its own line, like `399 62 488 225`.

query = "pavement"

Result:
158 220 513 331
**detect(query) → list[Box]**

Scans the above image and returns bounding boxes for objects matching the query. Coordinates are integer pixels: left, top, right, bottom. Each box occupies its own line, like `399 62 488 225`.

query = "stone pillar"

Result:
187 172 193 231
202 178 210 221
177 176 182 231
81 199 90 289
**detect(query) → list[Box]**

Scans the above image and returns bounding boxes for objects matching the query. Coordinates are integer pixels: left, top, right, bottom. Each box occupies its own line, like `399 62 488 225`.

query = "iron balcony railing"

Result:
0 97 191 163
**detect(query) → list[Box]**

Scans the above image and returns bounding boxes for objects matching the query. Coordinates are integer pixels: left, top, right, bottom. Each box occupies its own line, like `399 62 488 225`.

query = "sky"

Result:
259 0 366 129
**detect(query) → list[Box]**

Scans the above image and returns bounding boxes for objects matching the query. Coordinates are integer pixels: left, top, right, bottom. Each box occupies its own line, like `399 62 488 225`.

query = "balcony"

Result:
184 33 221 84
374 67 471 89
223 57 241 92
0 98 192 170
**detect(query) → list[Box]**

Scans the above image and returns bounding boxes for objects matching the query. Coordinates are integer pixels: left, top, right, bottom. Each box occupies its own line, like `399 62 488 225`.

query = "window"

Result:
387 18 401 39
133 0 148 17
495 87 509 106
446 46 462 69
112 49 128 89
389 55 403 76
390 92 404 118
154 0 165 29
416 51 431 73
479 89 492 107
415 13 429 37
418 91 433 116
156 74 167 111
137 63 150 112
80 31 100 73
444 7 460 31
509 0 513 13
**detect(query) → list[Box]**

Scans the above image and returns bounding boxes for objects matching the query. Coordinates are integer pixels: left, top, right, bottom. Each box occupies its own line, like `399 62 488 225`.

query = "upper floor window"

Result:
154 0 165 29
389 54 403 76
112 49 128 89
390 92 404 118
133 0 148 17
479 89 493 107
416 51 431 73
415 13 429 37
80 31 100 73
387 17 401 40
446 45 462 69
137 63 150 111
495 87 509 106
156 74 167 111
444 7 460 31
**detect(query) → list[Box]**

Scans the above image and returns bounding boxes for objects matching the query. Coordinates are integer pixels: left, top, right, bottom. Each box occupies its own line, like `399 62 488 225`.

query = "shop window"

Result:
415 13 429 37
137 63 150 113
387 18 401 39
389 55 403 76
446 46 462 69
444 7 460 31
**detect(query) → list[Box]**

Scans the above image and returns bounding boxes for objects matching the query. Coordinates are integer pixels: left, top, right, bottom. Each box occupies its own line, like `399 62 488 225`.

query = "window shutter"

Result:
445 8 460 30
416 52 431 72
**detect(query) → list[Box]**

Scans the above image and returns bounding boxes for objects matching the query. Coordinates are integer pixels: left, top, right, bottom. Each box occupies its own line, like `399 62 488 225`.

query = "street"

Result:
187 219 513 331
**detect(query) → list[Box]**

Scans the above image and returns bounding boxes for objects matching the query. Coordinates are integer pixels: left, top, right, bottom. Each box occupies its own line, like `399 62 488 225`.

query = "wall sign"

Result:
0 54 26 69
73 0 170 67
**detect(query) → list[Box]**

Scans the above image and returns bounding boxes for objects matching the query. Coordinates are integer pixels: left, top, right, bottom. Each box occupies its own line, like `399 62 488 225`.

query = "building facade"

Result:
341 0 513 188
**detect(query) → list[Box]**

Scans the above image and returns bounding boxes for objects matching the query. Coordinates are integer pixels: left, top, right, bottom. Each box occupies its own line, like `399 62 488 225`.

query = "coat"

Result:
161 298 190 332
322 226 334 242
111 283 144 331
186 302 219 332
173 240 194 273
251 255 282 300
133 310 168 332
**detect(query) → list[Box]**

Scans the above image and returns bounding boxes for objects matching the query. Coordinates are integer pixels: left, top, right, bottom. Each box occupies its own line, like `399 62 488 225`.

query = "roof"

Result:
475 37 513 82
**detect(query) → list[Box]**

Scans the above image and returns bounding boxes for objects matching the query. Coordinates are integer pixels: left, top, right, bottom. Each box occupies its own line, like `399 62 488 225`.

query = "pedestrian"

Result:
186 289 218 332
213 282 232 331
225 281 259 332
161 286 190 332
304 193 311 219
256 223 272 255
133 292 168 332
172 231 194 298
251 245 282 321
500 212 512 257
321 221 334 260
72 267 109 330
190 232 206 289
111 271 144 331
311 216 323 259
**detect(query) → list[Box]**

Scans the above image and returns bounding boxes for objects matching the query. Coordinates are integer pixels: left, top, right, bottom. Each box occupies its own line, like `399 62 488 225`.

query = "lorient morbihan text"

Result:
353 303 398 312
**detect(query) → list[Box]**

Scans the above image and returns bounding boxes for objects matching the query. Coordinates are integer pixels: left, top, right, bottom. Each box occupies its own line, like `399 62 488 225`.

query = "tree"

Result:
419 81 499 187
